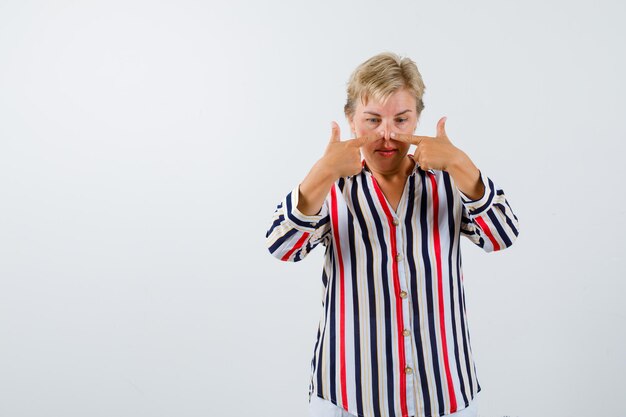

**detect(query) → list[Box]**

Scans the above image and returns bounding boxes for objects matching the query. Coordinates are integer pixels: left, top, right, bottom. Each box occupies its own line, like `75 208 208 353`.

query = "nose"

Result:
377 120 393 141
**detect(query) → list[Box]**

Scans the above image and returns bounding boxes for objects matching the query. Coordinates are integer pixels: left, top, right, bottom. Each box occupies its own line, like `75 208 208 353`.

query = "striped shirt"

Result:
266 161 519 417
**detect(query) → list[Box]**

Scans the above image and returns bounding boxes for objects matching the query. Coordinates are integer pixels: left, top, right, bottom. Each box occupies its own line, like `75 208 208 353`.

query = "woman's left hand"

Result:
393 116 485 200
391 116 465 172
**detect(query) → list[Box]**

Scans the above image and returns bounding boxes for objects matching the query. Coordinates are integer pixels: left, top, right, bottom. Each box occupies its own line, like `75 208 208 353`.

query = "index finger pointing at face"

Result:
351 132 379 147
391 133 425 145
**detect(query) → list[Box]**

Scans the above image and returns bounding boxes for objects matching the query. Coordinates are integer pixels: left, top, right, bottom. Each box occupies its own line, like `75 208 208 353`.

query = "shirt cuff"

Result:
284 185 327 232
458 170 495 216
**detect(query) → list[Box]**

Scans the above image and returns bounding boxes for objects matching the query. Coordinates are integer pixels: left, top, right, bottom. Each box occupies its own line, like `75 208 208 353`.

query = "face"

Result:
349 88 418 176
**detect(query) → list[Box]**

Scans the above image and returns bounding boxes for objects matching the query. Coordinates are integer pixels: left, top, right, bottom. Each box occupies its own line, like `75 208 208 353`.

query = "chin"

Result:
368 158 404 172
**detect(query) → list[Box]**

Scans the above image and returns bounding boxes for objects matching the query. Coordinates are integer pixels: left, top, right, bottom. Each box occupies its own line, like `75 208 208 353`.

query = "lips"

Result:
376 148 398 158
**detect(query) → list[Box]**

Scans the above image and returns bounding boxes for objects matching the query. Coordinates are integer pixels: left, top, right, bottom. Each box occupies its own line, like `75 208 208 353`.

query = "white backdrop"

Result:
0 1 624 416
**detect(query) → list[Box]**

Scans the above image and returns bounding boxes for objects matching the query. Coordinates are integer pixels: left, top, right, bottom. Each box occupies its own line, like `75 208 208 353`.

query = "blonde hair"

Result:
344 52 426 119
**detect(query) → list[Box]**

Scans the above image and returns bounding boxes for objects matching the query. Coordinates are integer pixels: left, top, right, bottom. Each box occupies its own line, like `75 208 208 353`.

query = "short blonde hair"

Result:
344 52 426 119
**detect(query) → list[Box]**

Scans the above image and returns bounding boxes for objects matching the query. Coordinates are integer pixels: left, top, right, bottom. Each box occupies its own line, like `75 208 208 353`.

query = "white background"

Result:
1 1 624 416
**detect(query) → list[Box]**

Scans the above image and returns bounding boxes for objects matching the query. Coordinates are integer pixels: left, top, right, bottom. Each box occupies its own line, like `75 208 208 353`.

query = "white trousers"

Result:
308 394 479 417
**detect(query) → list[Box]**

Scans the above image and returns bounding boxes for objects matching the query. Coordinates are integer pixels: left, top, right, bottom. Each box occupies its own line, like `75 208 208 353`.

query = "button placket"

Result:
390 207 417 410
395 216 417 410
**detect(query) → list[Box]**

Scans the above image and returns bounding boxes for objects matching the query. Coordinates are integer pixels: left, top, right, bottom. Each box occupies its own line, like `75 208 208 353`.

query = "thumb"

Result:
329 121 341 143
436 116 448 139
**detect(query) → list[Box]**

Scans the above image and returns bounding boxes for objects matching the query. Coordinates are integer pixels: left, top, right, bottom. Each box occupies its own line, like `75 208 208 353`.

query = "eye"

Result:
395 117 408 123
366 118 381 124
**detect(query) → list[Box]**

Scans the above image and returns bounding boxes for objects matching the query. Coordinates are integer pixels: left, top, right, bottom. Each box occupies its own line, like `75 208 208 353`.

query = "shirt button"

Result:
405 367 413 375
399 291 408 299
402 329 410 337
396 253 403 262
392 218 399 226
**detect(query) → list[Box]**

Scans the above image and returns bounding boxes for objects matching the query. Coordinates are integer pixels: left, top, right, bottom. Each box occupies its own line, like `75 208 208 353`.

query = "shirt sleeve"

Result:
266 185 332 262
458 170 520 252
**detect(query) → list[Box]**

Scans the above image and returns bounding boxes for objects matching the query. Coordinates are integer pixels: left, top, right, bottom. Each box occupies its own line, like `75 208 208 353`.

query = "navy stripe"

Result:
469 178 495 216
456 246 475 397
487 210 512 247
286 191 317 228
443 172 469 405
321 257 329 287
310 324 322 396
316 264 333 398
347 208 364 416
328 247 337 404
495 203 519 237
351 175 382 417
461 278 480 395
268 228 298 254
504 199 519 221
317 216 331 227
267 214 285 238
419 169 445 413
406 175 433 414
362 175 396 417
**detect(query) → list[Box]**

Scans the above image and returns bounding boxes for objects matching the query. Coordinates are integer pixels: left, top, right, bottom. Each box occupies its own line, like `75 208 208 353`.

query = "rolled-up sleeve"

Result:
266 185 331 262
458 171 519 252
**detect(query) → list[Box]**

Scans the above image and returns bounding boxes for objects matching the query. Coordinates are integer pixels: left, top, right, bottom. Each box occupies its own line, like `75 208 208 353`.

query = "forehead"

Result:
358 89 416 115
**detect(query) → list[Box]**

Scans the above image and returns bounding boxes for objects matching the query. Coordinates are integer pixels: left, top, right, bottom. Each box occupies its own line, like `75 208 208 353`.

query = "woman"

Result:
266 52 519 417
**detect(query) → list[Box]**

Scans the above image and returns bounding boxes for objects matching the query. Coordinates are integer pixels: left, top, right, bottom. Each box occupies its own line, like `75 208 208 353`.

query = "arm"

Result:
266 122 374 262
457 170 520 252
266 186 332 262
393 116 519 252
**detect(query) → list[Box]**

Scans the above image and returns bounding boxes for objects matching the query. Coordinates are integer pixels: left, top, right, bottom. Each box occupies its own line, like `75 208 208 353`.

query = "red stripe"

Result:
370 177 409 417
280 232 310 261
330 185 348 409
428 172 458 413
476 216 501 251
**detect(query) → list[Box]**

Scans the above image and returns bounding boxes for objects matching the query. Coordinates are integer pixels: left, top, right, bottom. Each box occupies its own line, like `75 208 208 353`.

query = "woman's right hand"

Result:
297 122 376 216
318 122 377 180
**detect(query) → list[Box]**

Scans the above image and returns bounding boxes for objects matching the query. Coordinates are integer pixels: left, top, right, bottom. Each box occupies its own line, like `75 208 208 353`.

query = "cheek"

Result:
354 122 376 135
361 143 376 158
397 142 411 155
361 143 377 155
399 121 417 133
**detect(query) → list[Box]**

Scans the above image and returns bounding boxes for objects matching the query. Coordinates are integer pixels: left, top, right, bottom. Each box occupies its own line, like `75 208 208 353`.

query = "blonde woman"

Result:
266 52 519 417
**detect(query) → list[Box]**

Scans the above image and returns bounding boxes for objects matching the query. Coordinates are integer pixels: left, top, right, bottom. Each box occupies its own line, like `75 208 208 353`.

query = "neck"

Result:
368 157 416 182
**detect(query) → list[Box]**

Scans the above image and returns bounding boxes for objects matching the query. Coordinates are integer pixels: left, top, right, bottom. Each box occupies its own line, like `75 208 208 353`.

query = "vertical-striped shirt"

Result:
266 162 519 417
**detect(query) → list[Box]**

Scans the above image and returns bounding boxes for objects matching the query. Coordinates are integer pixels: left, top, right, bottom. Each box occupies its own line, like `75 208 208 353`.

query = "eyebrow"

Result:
364 109 412 117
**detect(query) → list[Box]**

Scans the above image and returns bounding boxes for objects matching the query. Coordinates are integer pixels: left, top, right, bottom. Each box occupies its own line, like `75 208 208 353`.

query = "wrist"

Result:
446 149 469 173
447 152 484 200
315 157 340 182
